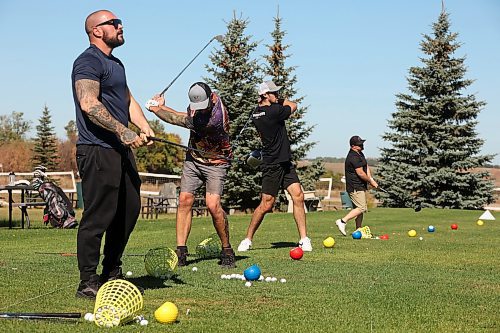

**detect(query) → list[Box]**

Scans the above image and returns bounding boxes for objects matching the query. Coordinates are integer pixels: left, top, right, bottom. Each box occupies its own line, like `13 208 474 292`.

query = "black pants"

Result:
76 145 141 280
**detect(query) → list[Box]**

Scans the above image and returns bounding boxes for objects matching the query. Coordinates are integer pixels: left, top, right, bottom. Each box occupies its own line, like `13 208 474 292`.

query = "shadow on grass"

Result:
184 254 250 266
271 241 297 249
127 274 186 290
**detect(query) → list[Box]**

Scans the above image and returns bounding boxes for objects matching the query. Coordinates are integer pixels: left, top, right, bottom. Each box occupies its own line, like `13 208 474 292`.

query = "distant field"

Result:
0 208 499 332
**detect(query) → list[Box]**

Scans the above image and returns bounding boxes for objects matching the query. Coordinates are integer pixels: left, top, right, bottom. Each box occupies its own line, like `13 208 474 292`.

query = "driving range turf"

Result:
0 208 498 332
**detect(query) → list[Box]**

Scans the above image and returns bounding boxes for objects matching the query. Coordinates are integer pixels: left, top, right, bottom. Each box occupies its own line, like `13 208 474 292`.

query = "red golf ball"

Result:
289 247 303 260
451 224 458 230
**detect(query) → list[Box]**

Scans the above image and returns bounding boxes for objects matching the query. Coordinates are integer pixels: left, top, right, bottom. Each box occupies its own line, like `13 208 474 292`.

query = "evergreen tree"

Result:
32 105 59 171
376 10 495 209
205 13 263 210
263 11 324 196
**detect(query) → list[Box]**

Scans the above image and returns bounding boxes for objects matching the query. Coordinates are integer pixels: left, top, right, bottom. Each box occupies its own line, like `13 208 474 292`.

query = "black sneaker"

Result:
219 248 236 268
175 247 188 267
76 274 100 299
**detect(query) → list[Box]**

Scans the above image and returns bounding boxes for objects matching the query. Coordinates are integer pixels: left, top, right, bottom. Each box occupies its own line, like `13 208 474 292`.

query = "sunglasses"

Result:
95 18 122 29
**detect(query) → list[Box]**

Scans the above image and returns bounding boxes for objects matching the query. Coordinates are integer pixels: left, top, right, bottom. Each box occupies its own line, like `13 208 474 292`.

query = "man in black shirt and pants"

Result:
237 81 312 252
335 136 378 236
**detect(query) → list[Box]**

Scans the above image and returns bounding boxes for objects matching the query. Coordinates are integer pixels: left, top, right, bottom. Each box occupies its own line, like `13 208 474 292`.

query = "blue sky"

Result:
1 0 499 164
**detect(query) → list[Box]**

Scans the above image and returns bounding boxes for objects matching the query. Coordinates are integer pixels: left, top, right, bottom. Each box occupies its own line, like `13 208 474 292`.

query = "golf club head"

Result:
246 150 262 169
414 204 422 212
214 35 224 42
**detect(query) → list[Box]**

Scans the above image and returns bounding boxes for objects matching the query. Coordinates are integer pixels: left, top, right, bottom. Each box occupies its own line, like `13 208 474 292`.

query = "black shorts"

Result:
261 162 300 197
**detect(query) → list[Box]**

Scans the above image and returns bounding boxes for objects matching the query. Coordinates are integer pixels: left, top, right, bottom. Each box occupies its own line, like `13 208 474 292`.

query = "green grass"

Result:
0 208 499 332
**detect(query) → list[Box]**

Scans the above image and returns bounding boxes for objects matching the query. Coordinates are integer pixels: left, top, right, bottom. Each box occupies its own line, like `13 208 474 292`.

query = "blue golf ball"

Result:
243 264 261 281
352 230 362 239
427 225 435 232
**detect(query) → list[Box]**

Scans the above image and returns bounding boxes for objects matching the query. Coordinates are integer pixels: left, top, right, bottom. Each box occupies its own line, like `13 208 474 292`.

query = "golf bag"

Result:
38 182 78 229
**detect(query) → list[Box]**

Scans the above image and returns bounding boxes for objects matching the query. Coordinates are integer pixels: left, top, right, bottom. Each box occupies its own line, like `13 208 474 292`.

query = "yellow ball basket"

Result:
93 279 143 327
144 247 178 279
196 233 222 259
356 226 373 239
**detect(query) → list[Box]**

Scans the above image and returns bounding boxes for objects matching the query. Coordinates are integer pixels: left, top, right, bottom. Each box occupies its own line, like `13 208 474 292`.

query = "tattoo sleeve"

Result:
75 79 136 144
155 109 189 128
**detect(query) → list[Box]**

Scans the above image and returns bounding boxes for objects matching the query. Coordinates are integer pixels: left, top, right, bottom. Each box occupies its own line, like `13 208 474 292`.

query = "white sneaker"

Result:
336 219 347 236
299 237 313 252
237 238 252 252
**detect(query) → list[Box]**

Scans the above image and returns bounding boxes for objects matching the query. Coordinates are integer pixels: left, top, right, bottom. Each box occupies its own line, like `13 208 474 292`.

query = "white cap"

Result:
188 82 212 110
257 80 282 95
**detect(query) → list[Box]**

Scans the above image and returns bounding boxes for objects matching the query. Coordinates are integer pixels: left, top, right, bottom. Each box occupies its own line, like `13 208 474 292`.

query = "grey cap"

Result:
257 80 282 95
188 82 212 110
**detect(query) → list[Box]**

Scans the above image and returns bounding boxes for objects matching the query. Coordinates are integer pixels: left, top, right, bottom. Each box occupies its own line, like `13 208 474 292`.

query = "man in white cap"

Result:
147 82 235 268
335 135 378 236
237 80 312 252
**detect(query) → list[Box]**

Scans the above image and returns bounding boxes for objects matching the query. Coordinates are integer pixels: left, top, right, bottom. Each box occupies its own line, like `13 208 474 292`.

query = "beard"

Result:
103 30 125 49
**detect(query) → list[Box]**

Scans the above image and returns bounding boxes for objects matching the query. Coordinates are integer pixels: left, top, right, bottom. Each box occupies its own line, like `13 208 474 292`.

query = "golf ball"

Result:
192 267 198 272
126 271 133 276
245 281 252 287
140 319 148 326
419 237 423 241
280 278 287 283
84 312 94 321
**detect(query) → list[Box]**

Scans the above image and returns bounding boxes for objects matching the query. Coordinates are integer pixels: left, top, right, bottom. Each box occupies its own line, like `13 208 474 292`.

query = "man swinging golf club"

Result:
335 136 378 236
237 80 312 252
146 82 236 268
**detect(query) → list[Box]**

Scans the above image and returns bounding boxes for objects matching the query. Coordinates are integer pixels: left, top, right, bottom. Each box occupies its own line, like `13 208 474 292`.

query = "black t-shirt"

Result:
345 149 368 192
252 103 292 164
72 44 130 149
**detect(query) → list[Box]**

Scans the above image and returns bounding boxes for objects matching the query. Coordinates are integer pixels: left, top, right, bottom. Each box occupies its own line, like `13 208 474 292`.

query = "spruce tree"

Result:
263 11 324 197
205 13 263 210
32 105 60 171
376 10 495 209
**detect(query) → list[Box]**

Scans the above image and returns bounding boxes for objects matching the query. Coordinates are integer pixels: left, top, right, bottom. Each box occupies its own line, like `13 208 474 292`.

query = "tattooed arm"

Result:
147 94 189 128
75 79 144 148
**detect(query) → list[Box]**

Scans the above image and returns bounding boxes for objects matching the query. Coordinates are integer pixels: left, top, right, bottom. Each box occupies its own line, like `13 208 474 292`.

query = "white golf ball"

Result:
259 275 264 281
220 274 226 279
84 312 93 321
140 319 148 326
265 276 272 282
280 278 287 283
271 277 277 282
126 271 133 277
419 237 423 241
245 281 252 287
192 267 198 272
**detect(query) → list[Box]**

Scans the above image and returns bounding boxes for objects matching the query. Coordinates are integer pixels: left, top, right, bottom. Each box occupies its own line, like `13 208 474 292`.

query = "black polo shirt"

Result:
252 103 292 164
345 149 368 193
72 44 130 149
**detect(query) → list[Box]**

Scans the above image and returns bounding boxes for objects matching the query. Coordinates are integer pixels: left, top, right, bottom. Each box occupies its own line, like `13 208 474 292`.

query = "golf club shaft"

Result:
159 36 219 96
0 312 81 320
148 136 241 163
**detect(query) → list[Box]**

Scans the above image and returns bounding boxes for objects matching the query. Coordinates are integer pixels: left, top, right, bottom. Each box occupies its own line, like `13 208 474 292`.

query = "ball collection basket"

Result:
356 226 373 239
144 247 178 279
93 279 143 327
195 233 222 259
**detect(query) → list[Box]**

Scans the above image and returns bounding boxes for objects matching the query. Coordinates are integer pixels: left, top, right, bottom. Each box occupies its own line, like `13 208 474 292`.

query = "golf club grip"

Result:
0 312 81 319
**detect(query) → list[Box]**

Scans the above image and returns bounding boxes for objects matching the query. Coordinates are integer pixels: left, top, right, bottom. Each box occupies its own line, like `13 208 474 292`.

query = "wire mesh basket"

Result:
356 226 373 239
93 279 143 327
196 233 222 259
144 247 178 279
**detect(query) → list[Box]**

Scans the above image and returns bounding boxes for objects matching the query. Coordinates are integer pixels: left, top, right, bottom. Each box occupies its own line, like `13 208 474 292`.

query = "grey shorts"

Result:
180 160 229 195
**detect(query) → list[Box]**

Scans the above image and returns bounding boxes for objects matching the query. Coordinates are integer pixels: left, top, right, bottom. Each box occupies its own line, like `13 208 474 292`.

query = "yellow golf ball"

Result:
154 301 178 324
477 220 484 226
408 230 417 237
323 236 335 248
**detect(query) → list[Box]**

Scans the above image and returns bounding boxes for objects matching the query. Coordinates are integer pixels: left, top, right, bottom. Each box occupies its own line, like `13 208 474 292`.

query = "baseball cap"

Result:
257 80 282 95
349 135 366 146
188 82 212 110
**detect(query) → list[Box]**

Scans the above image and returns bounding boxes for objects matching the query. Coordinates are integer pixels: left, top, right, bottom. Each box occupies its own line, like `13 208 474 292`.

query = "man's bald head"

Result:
85 10 114 34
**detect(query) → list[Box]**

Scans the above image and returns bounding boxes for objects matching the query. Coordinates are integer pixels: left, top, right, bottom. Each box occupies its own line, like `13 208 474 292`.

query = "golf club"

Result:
159 35 224 96
378 187 422 212
0 312 81 321
148 136 243 164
